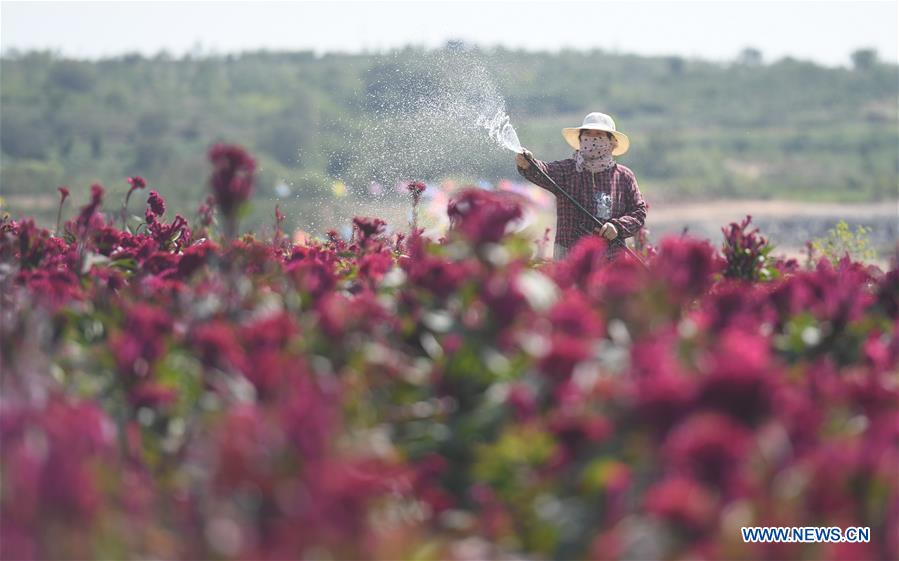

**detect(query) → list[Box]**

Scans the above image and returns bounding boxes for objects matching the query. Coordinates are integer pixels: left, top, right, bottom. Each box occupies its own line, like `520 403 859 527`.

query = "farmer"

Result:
516 112 647 260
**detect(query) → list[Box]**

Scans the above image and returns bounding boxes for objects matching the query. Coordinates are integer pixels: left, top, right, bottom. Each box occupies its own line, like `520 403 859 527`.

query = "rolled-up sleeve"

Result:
610 172 647 238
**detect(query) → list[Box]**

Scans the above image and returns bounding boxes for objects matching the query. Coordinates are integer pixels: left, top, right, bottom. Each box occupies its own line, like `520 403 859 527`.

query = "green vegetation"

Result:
810 219 878 265
1 46 897 233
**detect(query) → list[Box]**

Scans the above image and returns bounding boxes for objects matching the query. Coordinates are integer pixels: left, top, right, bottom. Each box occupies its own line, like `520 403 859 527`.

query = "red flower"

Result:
552 236 609 289
547 410 612 450
110 303 172 377
357 249 393 286
75 184 105 234
722 215 770 281
407 181 426 205
644 476 717 533
539 334 591 381
698 280 771 332
208 143 256 219
191 320 246 373
240 311 300 355
664 412 751 490
630 333 698 434
127 382 177 409
287 253 337 299
652 236 722 301
548 289 604 338
401 251 475 300
177 239 218 278
57 186 70 202
446 188 524 246
505 382 538 421
127 176 146 192
352 216 387 244
196 195 216 228
697 329 777 426
146 190 165 217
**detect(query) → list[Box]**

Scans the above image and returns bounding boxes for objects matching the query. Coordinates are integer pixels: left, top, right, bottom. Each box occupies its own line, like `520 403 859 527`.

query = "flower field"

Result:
1 145 897 560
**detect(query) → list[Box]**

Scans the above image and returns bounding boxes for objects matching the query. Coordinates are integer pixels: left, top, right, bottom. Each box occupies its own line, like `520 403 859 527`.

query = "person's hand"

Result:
594 222 618 240
515 148 533 169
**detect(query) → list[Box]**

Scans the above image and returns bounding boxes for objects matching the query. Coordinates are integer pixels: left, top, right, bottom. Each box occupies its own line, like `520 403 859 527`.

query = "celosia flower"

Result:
697 329 777 426
208 143 256 235
357 249 393 286
352 216 387 244
652 237 722 301
191 320 246 373
663 412 751 490
539 334 592 381
75 183 105 236
644 476 717 533
110 303 172 377
146 190 165 217
721 215 771 281
446 188 524 246
127 176 146 192
56 186 70 234
407 180 426 203
547 289 604 338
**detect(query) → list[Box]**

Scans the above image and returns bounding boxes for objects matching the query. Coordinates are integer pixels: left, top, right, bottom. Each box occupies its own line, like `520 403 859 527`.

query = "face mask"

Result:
575 133 616 172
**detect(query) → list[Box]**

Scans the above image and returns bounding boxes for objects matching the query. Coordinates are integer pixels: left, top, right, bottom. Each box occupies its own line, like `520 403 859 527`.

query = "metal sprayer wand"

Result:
521 151 649 269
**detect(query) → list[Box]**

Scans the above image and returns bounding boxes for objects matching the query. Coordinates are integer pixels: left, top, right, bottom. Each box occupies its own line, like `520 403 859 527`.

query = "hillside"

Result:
1 45 896 233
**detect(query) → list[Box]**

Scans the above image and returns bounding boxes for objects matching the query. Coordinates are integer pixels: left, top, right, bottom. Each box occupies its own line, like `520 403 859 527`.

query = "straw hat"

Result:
562 112 630 156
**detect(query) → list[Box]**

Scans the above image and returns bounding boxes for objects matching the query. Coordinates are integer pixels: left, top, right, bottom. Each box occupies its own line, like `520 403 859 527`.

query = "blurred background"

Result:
1 0 897 255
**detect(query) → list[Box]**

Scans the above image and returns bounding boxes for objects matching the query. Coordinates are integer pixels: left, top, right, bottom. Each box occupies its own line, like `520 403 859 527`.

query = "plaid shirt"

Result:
518 157 647 253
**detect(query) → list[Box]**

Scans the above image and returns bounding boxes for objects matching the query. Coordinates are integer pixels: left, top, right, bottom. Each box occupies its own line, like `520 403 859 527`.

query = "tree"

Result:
850 48 878 71
666 56 685 75
737 47 763 66
48 61 95 92
0 116 48 159
259 124 308 167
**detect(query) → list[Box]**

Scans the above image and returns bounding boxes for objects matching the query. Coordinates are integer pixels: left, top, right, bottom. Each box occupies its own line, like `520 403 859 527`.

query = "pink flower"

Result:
127 382 177 409
552 236 609 289
539 335 591 381
287 253 337 299
208 143 256 220
664 412 751 490
721 215 770 281
407 180 426 207
548 289 604 338
548 410 612 450
644 476 717 533
352 216 387 244
357 249 393 286
196 195 216 228
652 236 722 301
57 185 70 202
446 188 524 245
146 190 165 217
110 303 172 376
697 329 777 425
697 280 771 332
240 312 300 354
127 176 146 192
75 184 105 234
191 320 246 372
630 334 698 434
401 251 475 300
177 239 218 278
